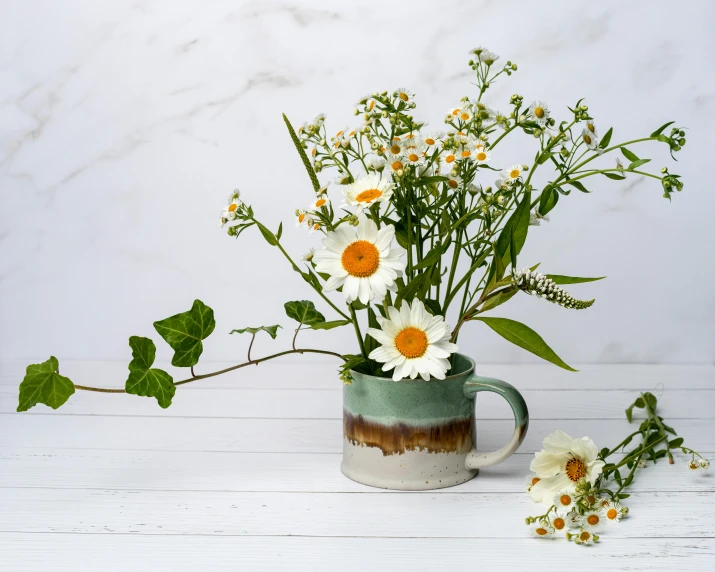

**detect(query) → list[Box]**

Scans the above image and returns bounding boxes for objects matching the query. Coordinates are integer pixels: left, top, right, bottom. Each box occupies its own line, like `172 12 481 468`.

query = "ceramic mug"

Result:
341 353 529 490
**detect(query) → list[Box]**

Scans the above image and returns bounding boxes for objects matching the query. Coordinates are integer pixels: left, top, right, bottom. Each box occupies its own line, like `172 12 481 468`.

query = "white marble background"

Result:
1 0 713 366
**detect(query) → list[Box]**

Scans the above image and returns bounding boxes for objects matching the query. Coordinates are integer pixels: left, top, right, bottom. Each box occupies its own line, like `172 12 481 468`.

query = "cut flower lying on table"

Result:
525 392 709 545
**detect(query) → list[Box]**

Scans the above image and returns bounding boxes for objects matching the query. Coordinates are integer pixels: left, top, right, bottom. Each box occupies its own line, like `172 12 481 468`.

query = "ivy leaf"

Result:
545 274 606 285
125 336 175 408
311 320 351 330
474 317 577 372
230 325 282 339
284 300 326 326
153 299 216 367
17 356 75 412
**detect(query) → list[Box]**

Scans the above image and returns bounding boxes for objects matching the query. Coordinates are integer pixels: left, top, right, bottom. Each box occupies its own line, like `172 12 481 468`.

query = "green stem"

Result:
349 304 368 359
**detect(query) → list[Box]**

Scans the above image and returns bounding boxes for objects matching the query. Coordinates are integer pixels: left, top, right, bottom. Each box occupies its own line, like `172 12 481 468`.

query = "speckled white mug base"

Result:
340 439 478 491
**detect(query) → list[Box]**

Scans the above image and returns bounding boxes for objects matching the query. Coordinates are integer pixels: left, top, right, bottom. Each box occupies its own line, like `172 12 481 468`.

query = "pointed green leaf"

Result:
284 300 326 326
413 175 449 187
125 336 175 408
475 317 577 371
669 437 684 448
496 191 531 260
599 127 613 149
621 147 640 162
565 179 590 193
650 121 675 138
628 158 651 170
153 299 216 367
124 336 175 407
311 320 351 330
538 185 559 216
17 356 75 412
545 274 606 285
256 221 278 246
230 325 282 339
480 287 518 313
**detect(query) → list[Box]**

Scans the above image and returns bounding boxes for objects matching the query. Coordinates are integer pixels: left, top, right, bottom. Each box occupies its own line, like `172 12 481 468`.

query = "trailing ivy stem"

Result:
292 328 300 351
247 334 256 362
190 366 196 378
73 349 348 393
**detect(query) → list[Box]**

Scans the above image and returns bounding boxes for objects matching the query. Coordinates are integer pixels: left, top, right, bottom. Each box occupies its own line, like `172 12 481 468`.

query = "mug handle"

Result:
463 375 529 470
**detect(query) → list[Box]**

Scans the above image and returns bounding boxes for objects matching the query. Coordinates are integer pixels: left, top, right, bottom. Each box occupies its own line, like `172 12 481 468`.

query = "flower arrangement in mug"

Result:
525 392 709 545
16 46 687 411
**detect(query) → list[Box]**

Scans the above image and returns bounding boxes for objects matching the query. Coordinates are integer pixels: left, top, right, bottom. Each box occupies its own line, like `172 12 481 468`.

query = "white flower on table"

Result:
528 430 605 504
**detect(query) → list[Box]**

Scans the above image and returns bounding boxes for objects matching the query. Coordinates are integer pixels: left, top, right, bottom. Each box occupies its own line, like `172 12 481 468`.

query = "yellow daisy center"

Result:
607 509 618 520
460 150 471 158
399 92 409 101
580 532 591 542
368 100 375 110
391 160 404 171
509 169 521 179
587 123 595 133
341 240 380 277
394 327 429 359
315 198 327 208
559 495 572 506
448 179 459 189
587 514 600 526
534 106 545 118
535 527 549 536
445 155 456 163
355 189 382 203
425 137 435 145
565 457 587 482
227 203 238 213
476 152 487 161
460 112 470 120
298 213 306 223
408 153 419 162
390 144 401 154
531 477 540 486
451 109 460 116
583 134 592 145
553 518 565 530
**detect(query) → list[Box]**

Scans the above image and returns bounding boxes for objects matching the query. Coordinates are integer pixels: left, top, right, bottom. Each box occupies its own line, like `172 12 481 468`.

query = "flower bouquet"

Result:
17 46 698 496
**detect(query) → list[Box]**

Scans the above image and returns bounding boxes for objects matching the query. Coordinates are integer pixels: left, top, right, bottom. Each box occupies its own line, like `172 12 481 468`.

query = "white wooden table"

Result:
1 361 713 570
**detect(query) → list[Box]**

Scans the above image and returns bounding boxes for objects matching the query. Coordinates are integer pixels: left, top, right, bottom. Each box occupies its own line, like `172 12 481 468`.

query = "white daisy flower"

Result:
530 521 555 538
551 514 568 533
366 300 459 381
493 110 509 130
552 490 577 514
456 105 472 123
529 431 606 504
423 131 444 148
395 87 414 103
307 219 321 234
600 499 626 523
584 120 598 138
387 156 406 175
577 508 606 533
528 101 550 126
302 248 316 262
365 154 386 171
386 138 406 158
334 172 352 185
474 147 491 164
313 216 405 305
688 459 701 471
308 195 330 211
313 113 326 125
445 172 463 191
295 211 309 228
469 46 488 57
700 458 710 469
343 174 394 211
581 128 599 150
442 149 458 168
403 143 426 167
501 164 525 185
525 474 541 492
479 50 500 66
573 530 596 545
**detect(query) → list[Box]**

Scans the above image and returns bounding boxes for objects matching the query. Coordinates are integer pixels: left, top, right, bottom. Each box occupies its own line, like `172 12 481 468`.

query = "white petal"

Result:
357 278 371 304
530 450 564 478
323 275 345 292
387 306 404 329
529 473 572 504
343 275 360 302
541 430 577 455
366 328 393 346
374 225 395 251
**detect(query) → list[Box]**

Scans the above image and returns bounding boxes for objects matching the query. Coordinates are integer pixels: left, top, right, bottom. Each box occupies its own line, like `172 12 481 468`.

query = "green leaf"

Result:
413 238 451 270
479 287 518 313
634 397 645 408
424 298 442 316
545 274 606 285
284 300 326 326
538 185 559 216
124 336 176 409
496 191 530 261
413 175 449 187
603 172 626 180
395 273 425 305
565 179 590 193
599 127 613 149
256 221 278 246
600 447 610 458
618 493 630 500
282 113 321 192
153 299 216 367
669 437 684 448
311 320 351 330
17 356 75 412
650 121 675 137
474 317 577 371
276 222 283 241
230 325 282 339
621 147 640 162
537 152 554 165
628 158 651 170
644 392 657 410
364 306 381 355
625 405 634 423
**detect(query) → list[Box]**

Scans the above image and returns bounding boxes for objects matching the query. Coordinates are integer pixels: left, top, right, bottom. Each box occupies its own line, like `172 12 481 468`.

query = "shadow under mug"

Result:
341 353 529 490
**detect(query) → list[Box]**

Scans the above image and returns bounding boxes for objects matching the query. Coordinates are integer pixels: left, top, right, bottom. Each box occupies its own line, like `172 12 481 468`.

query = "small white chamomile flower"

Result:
688 459 701 471
395 87 414 103
295 211 309 228
365 154 386 171
474 147 491 164
700 458 710 469
577 508 606 533
308 195 330 211
501 164 525 185
584 120 598 138
302 248 316 262
573 530 596 545
530 521 555 538
423 131 444 147
479 50 500 66
334 172 352 185
445 172 463 191
442 149 458 167
403 143 427 166
553 490 577 513
528 101 550 126
600 499 626 523
525 474 541 492
581 128 599 150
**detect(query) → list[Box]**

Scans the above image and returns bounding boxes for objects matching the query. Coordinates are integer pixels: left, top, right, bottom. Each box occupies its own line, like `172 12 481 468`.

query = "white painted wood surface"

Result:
0 362 713 571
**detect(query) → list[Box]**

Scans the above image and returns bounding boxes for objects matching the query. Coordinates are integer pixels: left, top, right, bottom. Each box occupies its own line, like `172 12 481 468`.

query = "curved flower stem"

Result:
72 348 347 393
349 304 368 359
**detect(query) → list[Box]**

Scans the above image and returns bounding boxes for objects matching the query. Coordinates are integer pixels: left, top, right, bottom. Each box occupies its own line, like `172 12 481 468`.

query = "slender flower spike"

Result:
313 215 405 304
366 300 459 381
529 431 605 504
514 269 595 309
